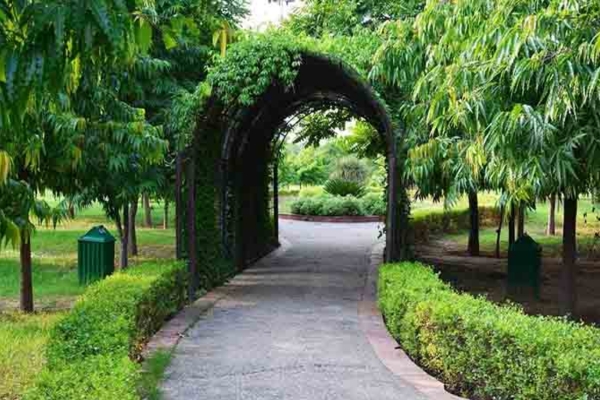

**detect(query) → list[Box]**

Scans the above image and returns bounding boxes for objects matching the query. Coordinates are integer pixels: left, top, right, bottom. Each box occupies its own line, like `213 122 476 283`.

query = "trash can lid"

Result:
79 225 116 243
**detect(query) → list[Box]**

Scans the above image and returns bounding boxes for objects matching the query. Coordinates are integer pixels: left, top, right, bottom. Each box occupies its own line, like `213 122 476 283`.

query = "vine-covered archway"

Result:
174 37 406 295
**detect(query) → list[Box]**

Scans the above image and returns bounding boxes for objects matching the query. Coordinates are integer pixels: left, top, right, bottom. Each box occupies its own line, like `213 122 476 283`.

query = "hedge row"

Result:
26 261 187 400
290 193 386 216
378 263 600 400
411 206 499 243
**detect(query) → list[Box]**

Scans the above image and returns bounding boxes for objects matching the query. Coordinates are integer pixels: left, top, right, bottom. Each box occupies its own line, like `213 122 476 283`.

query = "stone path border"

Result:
142 238 292 360
279 214 384 223
359 243 466 400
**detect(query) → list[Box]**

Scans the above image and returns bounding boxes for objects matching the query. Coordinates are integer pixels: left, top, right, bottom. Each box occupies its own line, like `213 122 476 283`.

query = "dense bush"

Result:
379 263 600 400
321 196 364 216
324 178 366 197
361 193 386 216
27 261 187 400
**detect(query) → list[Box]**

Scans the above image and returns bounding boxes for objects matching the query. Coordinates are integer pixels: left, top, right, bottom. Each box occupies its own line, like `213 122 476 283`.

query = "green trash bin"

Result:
78 225 116 285
508 234 542 299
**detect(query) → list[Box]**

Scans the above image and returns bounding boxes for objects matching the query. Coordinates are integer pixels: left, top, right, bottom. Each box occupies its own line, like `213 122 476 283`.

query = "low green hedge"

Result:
26 261 187 400
379 263 600 400
290 194 385 216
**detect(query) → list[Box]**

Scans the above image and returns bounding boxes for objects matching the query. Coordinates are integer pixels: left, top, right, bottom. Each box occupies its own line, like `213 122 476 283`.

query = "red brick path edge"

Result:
359 243 467 400
279 214 384 223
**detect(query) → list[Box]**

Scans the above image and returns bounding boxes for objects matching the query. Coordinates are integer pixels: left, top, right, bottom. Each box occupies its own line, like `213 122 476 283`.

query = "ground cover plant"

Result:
379 262 600 400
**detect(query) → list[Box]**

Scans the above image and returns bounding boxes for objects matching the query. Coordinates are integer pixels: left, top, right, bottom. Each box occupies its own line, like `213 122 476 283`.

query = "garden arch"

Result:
179 52 403 293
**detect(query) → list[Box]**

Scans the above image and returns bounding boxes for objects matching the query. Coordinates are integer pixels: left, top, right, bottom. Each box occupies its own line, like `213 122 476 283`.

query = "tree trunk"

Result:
496 205 505 258
175 153 183 259
128 198 138 256
508 203 516 248
186 158 198 301
518 202 525 238
547 194 557 236
143 194 152 228
163 200 169 230
68 201 76 219
467 190 480 256
560 196 578 317
20 234 34 313
120 203 129 270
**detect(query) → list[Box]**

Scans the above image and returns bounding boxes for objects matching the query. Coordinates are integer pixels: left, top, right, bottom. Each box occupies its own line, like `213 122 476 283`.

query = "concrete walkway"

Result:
161 220 425 400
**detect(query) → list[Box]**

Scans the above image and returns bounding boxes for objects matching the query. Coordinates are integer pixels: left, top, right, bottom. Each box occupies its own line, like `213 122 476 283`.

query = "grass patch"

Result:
139 350 173 400
0 313 64 400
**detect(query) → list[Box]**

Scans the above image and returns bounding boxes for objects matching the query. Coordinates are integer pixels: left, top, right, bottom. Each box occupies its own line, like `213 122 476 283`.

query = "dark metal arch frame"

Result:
182 52 401 295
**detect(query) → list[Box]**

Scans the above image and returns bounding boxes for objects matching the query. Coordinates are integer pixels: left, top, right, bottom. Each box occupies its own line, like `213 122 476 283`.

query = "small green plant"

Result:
139 350 173 400
324 178 365 197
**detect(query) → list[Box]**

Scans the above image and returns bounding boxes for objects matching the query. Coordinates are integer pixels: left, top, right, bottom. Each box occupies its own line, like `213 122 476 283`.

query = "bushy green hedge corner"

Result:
32 261 187 400
47 261 187 365
378 263 600 400
25 356 139 400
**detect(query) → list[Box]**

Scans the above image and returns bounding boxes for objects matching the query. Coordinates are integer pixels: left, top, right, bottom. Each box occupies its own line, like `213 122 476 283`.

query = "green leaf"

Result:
162 31 177 50
136 19 152 54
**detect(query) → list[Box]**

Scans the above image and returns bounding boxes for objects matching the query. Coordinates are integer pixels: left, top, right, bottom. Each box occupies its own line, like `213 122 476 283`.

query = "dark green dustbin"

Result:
78 226 116 285
508 234 542 299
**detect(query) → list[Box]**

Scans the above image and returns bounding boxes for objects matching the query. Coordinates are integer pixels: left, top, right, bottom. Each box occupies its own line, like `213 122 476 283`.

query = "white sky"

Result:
243 0 304 31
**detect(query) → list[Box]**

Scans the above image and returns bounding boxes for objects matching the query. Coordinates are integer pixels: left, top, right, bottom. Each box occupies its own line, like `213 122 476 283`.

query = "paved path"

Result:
161 220 424 400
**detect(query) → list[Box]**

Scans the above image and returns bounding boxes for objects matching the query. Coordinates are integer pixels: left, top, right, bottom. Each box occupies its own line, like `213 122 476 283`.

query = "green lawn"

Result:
0 312 64 400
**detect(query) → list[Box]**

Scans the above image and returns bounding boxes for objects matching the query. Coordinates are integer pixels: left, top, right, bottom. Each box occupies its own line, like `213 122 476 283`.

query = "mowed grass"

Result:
0 312 64 400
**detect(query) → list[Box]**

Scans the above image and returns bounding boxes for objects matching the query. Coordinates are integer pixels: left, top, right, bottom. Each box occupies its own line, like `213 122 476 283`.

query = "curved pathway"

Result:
161 220 425 400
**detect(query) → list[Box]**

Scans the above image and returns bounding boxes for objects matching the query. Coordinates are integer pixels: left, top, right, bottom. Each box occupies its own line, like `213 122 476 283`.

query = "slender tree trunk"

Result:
560 196 578 317
467 190 480 256
120 203 129 269
163 200 169 230
547 194 557 236
68 201 75 219
518 202 526 238
508 203 516 248
186 158 198 301
128 198 138 256
143 194 152 228
20 233 34 313
175 153 183 259
496 205 505 258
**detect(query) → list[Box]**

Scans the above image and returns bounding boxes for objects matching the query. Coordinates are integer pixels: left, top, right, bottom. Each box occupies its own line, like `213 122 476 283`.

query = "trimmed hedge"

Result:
290 194 384 216
378 263 600 400
26 261 187 400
